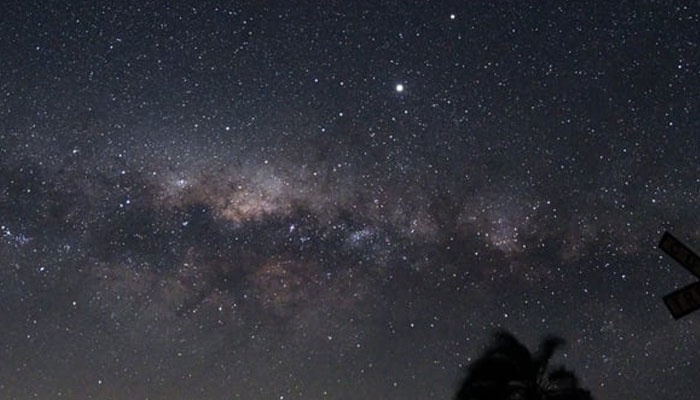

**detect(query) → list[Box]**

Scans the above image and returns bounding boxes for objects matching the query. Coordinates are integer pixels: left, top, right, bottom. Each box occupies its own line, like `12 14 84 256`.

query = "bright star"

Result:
396 84 404 93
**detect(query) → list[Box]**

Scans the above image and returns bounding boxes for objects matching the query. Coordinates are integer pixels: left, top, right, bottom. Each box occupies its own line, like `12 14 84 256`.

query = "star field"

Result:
0 1 699 399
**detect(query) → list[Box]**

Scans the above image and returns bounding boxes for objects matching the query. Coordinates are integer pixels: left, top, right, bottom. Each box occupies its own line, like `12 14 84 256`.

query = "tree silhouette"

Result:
455 331 593 400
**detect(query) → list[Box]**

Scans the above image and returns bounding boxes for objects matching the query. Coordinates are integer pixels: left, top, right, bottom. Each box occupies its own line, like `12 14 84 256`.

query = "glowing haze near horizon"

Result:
0 1 698 399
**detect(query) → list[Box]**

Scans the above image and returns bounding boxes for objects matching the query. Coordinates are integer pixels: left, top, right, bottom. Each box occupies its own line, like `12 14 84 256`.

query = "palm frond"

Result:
455 331 594 400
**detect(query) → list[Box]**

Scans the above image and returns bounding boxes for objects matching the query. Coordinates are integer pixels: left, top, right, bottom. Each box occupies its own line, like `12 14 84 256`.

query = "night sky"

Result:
1 1 698 399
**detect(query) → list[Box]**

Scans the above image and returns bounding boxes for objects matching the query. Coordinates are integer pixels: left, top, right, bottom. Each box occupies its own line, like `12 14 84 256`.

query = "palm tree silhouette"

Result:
455 331 593 400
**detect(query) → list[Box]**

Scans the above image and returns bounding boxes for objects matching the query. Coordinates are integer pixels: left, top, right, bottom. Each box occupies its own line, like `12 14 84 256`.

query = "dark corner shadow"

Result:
454 330 593 400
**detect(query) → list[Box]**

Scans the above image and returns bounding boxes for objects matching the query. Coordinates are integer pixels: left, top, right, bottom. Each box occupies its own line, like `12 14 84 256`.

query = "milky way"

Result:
1 1 699 399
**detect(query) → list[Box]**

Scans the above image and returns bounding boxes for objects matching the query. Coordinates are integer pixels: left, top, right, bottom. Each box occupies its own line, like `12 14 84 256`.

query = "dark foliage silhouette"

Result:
455 331 593 400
